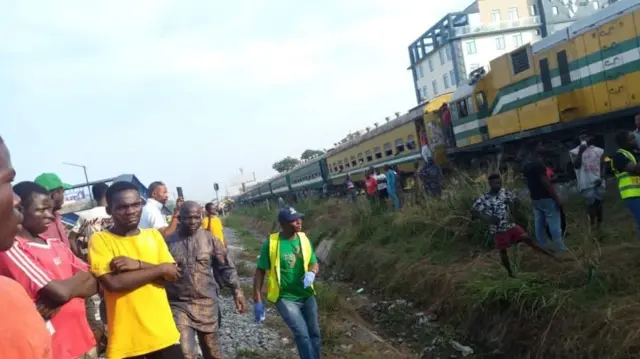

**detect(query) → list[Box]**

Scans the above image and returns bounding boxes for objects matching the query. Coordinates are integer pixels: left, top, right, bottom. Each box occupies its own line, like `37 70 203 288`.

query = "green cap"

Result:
34 173 71 191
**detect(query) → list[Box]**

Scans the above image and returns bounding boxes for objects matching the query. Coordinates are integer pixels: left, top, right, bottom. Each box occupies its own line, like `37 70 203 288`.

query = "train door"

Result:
599 13 637 111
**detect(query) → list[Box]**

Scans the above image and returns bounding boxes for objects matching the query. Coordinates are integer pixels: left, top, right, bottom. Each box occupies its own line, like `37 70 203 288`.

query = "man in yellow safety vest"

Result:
252 207 321 359
611 130 640 239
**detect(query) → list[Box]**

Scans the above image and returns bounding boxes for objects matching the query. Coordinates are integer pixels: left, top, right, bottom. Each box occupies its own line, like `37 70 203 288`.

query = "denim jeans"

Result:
275 296 321 359
532 198 567 252
624 197 640 241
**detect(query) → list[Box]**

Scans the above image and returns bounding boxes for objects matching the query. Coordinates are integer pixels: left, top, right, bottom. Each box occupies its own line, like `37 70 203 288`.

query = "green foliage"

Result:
272 156 301 173
301 149 325 160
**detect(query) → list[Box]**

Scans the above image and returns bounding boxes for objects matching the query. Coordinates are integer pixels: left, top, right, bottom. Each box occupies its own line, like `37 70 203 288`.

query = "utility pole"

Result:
63 162 92 201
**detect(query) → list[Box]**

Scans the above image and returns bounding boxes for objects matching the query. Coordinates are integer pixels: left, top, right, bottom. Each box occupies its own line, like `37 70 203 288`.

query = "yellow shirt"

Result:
88 229 180 359
202 216 225 246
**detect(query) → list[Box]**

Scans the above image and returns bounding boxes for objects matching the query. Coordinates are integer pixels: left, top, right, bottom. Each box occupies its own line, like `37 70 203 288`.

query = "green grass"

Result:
230 169 640 358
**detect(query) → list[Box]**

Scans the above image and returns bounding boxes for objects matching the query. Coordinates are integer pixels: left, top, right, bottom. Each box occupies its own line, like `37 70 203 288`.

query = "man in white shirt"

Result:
421 143 432 163
139 181 182 237
375 170 388 200
569 132 606 227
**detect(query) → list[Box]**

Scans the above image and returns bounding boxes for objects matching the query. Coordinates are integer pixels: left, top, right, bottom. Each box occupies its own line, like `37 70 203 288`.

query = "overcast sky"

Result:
1 0 469 201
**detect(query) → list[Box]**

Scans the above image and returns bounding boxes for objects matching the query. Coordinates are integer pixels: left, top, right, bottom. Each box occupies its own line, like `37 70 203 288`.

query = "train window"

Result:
375 146 382 159
344 158 350 168
511 48 530 75
384 143 393 157
338 160 344 171
557 50 571 86
539 58 552 92
457 100 469 117
466 97 475 114
365 150 373 162
395 138 405 153
350 156 357 167
357 153 364 164
406 135 416 150
475 92 487 111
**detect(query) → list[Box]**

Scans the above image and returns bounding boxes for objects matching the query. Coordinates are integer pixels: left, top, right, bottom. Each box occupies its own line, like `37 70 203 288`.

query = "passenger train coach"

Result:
239 0 640 202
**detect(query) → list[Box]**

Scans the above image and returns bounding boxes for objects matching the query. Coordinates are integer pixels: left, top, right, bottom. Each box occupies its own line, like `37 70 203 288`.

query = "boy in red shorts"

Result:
472 173 557 277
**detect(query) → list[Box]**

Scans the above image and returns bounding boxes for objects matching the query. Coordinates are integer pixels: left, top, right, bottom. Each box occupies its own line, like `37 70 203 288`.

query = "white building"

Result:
409 1 543 104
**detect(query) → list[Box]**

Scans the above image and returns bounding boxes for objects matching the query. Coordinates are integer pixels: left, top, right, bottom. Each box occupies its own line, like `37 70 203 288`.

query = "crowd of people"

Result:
0 136 323 359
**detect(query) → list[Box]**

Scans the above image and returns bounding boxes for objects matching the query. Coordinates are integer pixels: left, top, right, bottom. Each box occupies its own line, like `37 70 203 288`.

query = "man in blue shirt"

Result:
385 165 400 209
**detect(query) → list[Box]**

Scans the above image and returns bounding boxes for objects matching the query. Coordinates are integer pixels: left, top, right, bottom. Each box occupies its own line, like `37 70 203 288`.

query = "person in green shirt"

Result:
253 207 321 359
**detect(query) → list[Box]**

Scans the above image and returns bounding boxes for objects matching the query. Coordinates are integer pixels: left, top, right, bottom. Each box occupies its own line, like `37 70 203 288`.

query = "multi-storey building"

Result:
408 0 618 104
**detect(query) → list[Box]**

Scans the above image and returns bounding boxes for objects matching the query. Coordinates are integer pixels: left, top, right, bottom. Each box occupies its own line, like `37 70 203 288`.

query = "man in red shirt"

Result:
364 170 378 206
0 136 53 359
35 173 81 257
0 181 98 359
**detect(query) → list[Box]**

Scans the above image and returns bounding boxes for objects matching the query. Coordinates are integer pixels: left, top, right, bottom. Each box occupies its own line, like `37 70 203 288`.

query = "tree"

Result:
272 156 301 173
300 149 324 161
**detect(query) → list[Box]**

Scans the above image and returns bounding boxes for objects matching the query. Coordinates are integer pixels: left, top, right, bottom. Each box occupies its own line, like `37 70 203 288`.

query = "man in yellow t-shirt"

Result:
88 181 183 359
203 202 225 247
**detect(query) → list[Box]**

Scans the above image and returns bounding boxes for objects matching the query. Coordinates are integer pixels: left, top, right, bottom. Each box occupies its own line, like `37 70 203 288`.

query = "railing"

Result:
453 16 541 37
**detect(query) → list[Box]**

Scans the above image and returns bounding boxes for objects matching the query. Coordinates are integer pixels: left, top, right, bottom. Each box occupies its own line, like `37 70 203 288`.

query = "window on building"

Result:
443 73 450 89
365 150 373 162
428 58 434 71
406 135 416 150
466 40 477 54
350 156 357 167
491 10 501 22
439 49 445 65
450 70 456 86
357 153 364 165
508 7 518 21
445 46 451 61
418 64 424 78
384 143 393 157
495 36 506 50
432 80 439 95
374 146 382 159
422 86 428 100
529 5 538 16
511 47 530 74
557 50 571 86
552 6 559 15
513 34 523 47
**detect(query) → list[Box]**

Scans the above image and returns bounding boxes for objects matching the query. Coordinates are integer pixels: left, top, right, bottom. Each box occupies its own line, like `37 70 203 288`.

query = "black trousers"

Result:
125 345 184 359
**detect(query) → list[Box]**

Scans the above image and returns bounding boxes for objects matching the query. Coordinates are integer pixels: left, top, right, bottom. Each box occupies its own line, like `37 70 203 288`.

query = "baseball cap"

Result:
278 207 304 223
34 173 71 191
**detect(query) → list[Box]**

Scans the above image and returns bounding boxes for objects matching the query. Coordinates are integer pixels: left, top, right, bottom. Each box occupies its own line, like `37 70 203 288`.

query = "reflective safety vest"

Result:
266 232 315 303
611 148 640 199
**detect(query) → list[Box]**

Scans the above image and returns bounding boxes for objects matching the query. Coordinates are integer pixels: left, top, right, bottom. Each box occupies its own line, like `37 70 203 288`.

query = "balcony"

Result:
453 16 541 37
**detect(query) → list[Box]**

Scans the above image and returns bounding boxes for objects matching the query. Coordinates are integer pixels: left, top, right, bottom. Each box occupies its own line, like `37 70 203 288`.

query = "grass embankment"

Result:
225 216 414 359
228 171 640 359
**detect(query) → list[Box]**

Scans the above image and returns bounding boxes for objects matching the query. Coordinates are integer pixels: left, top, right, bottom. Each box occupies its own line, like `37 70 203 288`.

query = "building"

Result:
538 0 620 35
408 0 618 104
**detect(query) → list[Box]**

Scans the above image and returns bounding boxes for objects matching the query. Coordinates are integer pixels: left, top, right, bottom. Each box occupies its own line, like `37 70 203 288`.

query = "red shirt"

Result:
0 237 95 359
42 213 71 248
0 276 53 359
365 177 378 195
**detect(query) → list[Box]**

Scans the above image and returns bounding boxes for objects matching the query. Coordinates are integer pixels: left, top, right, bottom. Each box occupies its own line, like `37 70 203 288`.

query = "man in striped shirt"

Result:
0 181 98 359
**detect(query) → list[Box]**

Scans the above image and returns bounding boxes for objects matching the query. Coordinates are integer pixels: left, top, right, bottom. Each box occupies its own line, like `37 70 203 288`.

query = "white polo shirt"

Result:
139 198 167 229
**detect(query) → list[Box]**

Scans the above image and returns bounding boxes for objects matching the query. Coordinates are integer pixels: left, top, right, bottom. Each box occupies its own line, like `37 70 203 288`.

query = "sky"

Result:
1 0 470 201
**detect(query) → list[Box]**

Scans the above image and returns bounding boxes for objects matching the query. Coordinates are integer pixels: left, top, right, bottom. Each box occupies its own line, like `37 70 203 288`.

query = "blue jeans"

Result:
275 296 321 359
625 197 640 240
389 191 400 209
532 198 567 252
